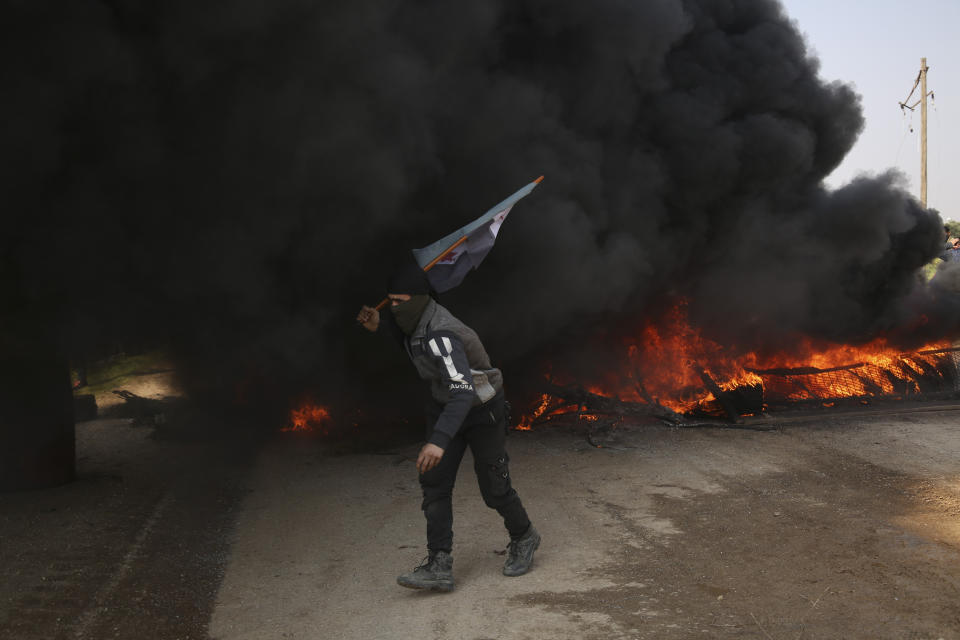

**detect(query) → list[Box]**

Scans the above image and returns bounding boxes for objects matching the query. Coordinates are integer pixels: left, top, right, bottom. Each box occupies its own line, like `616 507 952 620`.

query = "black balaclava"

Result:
387 262 433 335
391 295 431 335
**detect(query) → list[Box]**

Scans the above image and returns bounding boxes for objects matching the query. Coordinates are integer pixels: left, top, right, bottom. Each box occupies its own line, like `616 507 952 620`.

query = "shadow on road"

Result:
0 399 270 640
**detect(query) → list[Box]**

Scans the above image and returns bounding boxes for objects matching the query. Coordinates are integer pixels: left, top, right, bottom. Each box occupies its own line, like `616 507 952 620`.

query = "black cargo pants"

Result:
419 392 531 552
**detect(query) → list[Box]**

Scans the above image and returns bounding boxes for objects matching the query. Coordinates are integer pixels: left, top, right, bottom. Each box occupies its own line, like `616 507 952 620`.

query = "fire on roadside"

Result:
514 299 954 429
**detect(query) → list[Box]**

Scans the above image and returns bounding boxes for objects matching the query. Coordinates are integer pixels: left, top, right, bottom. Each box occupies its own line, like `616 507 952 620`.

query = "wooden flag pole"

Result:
373 235 469 311
422 234 469 271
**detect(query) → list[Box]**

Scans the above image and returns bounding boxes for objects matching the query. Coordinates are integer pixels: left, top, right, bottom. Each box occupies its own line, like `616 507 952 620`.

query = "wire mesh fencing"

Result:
755 348 960 401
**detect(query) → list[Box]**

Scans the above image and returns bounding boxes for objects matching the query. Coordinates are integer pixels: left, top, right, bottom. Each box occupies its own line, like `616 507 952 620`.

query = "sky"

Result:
782 0 959 219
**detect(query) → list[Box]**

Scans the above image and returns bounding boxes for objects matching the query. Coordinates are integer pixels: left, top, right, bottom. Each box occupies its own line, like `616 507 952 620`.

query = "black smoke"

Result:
1 0 948 419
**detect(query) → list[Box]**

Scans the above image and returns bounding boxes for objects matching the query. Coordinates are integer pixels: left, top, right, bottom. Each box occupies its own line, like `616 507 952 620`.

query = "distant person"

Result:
942 225 960 262
356 264 540 592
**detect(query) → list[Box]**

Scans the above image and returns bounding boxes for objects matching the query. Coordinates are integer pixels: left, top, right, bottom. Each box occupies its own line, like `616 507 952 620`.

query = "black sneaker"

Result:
503 525 541 576
397 551 454 592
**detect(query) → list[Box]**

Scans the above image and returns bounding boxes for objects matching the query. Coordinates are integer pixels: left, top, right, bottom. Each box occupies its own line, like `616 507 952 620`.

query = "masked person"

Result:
356 264 539 592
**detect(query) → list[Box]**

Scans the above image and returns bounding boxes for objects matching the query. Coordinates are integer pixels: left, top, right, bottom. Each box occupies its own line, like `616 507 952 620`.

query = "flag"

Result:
412 176 543 293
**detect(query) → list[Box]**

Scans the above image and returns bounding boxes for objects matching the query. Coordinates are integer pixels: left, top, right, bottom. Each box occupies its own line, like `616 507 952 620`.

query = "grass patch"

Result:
73 350 173 397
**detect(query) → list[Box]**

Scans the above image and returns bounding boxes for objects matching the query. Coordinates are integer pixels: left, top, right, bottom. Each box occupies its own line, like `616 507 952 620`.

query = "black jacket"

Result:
396 299 503 448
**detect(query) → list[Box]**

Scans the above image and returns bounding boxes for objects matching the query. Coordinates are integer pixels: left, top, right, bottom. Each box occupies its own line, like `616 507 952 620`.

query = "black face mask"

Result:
390 295 431 335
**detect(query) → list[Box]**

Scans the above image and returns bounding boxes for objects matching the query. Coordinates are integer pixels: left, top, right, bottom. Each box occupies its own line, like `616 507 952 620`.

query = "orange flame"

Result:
516 394 551 430
518 299 954 427
284 404 332 433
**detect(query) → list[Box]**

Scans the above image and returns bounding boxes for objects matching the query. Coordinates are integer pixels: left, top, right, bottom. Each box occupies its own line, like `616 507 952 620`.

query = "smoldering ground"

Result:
1 0 948 422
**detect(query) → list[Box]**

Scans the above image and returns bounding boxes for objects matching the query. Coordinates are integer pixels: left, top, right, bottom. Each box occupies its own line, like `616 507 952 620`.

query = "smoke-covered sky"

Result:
1 0 950 411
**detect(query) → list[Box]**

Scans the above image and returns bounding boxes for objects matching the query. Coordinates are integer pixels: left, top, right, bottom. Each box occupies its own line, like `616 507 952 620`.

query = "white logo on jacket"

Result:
428 337 467 383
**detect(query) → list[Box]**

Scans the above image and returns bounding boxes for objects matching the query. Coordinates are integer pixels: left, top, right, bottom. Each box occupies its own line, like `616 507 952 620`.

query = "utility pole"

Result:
920 57 929 207
900 58 934 208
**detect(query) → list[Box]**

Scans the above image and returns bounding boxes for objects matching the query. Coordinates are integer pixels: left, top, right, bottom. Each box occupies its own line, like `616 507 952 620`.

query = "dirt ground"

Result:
2 380 960 639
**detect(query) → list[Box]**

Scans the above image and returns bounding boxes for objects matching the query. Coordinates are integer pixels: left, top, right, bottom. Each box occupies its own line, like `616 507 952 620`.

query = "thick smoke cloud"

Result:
1 0 946 414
